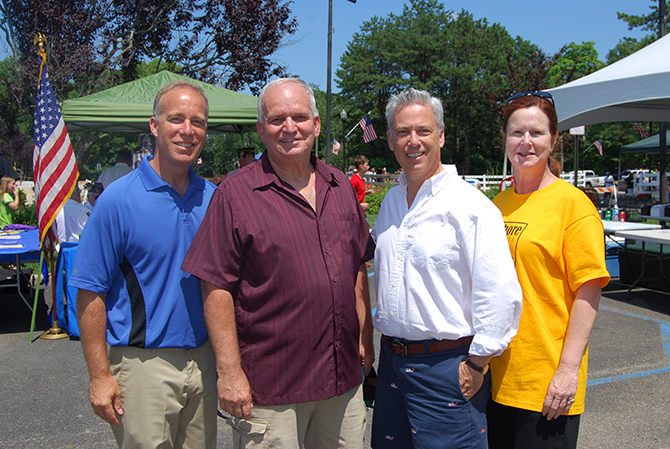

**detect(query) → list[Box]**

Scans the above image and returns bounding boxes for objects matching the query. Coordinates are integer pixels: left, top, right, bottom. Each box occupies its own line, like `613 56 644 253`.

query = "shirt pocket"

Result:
409 222 459 272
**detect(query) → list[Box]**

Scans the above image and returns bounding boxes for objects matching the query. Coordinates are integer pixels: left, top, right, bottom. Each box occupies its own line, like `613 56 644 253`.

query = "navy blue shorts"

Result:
371 336 490 449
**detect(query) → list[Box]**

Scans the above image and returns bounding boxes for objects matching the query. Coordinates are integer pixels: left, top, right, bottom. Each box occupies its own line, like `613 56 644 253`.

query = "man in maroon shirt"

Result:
182 78 374 449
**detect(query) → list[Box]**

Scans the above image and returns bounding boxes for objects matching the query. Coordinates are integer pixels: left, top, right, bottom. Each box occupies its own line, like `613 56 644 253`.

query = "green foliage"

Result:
335 0 549 175
13 189 36 226
608 2 667 63
617 1 669 35
366 184 393 215
483 187 500 201
14 204 37 226
607 35 657 64
196 132 265 178
546 42 605 88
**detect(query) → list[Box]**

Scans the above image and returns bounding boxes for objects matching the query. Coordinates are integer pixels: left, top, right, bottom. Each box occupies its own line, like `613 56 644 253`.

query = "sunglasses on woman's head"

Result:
506 91 555 107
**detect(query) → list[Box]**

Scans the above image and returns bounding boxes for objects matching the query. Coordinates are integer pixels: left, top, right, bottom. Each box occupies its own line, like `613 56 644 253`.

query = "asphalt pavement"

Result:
1 273 670 448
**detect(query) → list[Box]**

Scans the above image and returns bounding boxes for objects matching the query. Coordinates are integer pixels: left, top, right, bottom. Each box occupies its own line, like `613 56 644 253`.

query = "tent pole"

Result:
660 0 667 204
573 136 579 187
661 123 667 204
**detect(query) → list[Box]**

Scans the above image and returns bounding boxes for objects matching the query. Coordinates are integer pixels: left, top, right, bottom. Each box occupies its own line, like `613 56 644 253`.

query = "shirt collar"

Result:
251 152 339 190
139 155 205 194
398 164 458 198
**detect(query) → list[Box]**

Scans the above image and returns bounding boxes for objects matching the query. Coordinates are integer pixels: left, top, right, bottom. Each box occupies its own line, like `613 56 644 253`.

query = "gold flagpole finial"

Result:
34 33 47 50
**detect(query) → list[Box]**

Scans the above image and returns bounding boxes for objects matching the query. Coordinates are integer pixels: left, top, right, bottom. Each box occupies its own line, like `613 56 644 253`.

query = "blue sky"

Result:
0 0 651 92
273 0 651 92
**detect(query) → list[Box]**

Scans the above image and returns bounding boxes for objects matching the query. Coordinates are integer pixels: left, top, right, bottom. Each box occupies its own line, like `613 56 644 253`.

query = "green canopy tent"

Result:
621 131 670 155
61 71 258 134
616 132 670 182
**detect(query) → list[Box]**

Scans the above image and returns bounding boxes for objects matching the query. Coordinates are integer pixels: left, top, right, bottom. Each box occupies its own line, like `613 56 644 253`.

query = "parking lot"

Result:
1 275 669 448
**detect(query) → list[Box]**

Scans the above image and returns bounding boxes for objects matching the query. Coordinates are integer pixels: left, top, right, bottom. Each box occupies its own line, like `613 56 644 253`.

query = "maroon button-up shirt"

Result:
182 153 374 406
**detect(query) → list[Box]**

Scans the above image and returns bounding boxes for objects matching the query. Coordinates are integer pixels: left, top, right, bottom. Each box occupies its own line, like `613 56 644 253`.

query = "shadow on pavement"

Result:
601 278 670 318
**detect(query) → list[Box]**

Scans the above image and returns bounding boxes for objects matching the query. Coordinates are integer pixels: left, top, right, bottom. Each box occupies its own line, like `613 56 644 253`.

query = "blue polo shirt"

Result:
70 156 216 349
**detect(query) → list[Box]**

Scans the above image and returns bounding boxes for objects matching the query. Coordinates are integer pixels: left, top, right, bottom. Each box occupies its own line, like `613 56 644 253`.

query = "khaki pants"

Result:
108 341 217 449
227 384 365 449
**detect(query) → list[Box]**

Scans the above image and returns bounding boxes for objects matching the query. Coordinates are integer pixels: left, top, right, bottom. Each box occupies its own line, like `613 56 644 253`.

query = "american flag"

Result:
33 56 79 248
332 138 341 155
358 114 378 143
593 138 603 156
632 122 650 138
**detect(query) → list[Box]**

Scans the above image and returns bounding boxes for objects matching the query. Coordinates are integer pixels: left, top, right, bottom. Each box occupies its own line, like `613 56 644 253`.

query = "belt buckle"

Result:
389 337 408 356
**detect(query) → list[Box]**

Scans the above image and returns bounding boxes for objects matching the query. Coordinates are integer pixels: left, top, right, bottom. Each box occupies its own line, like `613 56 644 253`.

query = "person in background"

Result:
61 185 90 242
604 171 615 203
182 78 374 449
227 147 256 177
71 80 217 449
488 91 610 449
371 88 522 449
350 155 374 211
97 149 133 189
84 182 104 211
0 176 20 229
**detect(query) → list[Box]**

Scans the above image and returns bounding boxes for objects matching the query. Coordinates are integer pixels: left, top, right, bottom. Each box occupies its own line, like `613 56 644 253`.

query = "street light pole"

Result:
325 0 356 166
340 109 347 172
325 0 333 165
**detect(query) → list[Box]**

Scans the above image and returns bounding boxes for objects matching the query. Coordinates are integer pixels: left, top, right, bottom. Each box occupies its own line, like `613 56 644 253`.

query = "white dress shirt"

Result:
62 198 90 241
97 162 133 189
372 165 522 357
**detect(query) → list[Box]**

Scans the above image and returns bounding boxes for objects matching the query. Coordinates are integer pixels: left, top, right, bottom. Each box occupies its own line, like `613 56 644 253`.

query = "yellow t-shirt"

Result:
491 179 609 415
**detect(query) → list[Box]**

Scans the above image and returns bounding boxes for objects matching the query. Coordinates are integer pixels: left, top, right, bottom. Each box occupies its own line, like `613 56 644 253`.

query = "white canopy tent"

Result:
547 33 670 132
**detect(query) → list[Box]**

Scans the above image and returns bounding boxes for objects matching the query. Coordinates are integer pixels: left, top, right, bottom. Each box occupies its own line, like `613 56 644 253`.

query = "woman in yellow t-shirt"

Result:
0 176 20 229
487 92 610 449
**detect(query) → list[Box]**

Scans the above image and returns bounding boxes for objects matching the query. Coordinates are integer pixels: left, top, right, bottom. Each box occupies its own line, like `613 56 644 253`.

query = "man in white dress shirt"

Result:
371 88 523 449
97 150 133 189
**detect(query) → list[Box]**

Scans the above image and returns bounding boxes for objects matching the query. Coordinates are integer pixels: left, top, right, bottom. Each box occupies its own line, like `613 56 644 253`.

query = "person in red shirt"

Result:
350 155 374 211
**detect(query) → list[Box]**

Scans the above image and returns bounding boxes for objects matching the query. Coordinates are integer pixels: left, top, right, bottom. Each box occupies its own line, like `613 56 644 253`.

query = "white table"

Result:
637 215 670 228
602 220 661 236
614 228 670 296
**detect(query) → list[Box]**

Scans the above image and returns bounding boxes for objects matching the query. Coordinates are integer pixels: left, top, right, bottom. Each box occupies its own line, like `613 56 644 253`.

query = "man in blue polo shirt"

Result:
71 80 217 449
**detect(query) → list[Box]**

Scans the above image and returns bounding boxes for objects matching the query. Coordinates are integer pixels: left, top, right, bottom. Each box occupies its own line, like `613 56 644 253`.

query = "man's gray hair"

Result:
257 78 319 124
386 88 444 135
153 80 209 120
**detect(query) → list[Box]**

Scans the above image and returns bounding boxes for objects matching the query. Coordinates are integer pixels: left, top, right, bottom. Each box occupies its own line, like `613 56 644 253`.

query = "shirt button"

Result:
391 312 395 317
336 309 341 315
392 283 396 288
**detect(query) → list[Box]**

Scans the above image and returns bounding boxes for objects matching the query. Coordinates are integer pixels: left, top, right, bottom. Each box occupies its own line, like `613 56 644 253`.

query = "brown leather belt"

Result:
384 335 473 357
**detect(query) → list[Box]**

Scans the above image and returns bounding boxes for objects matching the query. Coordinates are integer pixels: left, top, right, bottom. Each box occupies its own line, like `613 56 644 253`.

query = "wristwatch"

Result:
465 356 489 375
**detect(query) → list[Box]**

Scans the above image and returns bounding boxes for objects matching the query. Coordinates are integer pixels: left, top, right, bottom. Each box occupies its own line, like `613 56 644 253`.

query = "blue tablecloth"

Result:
54 242 79 337
0 229 40 263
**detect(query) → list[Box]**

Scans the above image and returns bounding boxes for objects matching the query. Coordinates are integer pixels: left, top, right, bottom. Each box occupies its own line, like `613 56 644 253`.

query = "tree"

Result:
0 0 297 178
336 0 548 174
546 42 605 88
608 1 668 63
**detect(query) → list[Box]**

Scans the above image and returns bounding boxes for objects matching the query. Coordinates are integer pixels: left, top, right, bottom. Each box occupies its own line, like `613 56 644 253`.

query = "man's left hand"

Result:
360 337 374 375
458 360 484 400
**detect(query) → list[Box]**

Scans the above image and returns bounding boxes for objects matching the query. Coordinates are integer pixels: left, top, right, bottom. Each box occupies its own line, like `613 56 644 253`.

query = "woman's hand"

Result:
542 366 578 420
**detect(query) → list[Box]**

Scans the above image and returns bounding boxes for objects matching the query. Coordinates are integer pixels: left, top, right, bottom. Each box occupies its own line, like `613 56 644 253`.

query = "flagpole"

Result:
40 238 68 340
28 248 46 342
346 111 372 138
31 33 77 340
